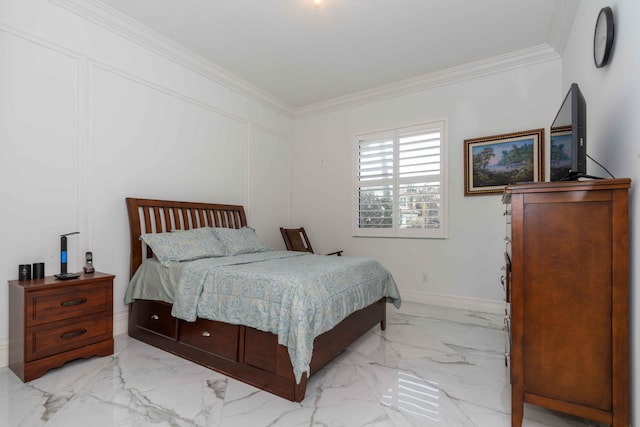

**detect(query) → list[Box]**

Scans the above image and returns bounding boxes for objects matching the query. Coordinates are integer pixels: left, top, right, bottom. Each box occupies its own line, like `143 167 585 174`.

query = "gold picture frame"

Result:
464 128 544 196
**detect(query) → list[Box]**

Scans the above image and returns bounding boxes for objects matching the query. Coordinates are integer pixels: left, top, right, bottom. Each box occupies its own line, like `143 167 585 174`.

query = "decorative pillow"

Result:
211 226 267 256
140 227 226 267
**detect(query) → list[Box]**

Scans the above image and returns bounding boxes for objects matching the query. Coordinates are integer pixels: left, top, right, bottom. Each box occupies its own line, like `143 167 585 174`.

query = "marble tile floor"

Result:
0 302 607 427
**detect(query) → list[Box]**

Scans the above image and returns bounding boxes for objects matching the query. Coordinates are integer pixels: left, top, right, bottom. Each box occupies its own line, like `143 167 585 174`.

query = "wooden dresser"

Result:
503 179 630 427
8 272 114 381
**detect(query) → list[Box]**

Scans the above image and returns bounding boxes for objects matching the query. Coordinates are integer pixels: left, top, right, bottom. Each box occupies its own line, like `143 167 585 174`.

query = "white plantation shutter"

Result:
354 121 447 238
357 132 394 230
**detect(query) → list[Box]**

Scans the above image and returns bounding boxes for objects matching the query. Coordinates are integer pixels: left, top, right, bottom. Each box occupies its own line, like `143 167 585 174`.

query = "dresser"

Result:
502 179 630 427
8 272 114 381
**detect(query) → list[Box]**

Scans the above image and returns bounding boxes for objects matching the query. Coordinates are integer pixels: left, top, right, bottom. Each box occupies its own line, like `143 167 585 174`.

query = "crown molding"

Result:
51 0 295 118
547 0 579 57
49 0 563 122
295 44 561 119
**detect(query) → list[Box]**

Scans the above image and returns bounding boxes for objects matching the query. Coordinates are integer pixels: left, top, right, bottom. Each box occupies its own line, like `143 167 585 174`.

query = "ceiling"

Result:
97 0 576 110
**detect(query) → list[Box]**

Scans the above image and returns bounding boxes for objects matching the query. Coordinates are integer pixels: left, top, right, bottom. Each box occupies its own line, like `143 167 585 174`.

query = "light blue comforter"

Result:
129 251 401 383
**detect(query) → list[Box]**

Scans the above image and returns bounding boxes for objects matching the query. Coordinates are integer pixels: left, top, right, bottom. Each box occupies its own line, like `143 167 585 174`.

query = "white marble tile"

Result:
219 379 315 426
0 303 606 426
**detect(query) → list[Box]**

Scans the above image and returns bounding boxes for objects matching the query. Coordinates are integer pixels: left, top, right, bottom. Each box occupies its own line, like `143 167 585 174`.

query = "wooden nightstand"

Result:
8 272 114 382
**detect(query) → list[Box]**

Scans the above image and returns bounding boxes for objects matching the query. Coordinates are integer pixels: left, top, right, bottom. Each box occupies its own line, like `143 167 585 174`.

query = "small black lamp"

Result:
54 232 80 280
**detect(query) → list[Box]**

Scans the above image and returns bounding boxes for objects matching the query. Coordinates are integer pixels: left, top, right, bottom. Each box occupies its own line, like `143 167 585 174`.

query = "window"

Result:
353 120 447 238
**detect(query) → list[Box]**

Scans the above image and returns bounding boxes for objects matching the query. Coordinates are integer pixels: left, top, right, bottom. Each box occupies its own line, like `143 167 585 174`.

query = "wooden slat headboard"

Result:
126 198 247 278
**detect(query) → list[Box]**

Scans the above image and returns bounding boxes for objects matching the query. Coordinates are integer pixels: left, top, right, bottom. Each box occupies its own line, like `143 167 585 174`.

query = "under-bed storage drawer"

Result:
243 328 278 372
179 319 239 362
134 300 177 339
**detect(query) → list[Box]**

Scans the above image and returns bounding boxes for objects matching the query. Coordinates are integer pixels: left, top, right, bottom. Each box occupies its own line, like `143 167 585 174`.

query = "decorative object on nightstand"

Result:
18 264 31 281
83 251 95 273
594 6 614 68
54 231 81 280
8 272 115 382
32 262 45 279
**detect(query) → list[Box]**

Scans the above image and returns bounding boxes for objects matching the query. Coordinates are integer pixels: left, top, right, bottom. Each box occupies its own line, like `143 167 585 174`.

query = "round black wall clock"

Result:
594 6 614 68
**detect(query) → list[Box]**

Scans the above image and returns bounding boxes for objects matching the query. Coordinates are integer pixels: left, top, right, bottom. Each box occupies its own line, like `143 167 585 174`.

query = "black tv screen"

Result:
550 83 587 181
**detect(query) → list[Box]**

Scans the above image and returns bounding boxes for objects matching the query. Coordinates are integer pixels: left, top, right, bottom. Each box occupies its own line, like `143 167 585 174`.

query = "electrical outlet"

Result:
422 273 429 283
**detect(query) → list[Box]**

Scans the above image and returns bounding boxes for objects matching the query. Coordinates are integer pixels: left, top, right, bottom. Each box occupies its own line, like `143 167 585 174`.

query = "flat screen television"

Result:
549 83 587 181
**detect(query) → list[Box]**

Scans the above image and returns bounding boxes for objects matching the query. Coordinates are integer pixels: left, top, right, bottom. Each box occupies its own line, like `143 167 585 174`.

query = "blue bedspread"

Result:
128 251 401 383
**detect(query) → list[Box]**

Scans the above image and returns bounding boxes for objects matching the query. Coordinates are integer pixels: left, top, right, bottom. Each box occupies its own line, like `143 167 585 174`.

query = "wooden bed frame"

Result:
125 197 386 401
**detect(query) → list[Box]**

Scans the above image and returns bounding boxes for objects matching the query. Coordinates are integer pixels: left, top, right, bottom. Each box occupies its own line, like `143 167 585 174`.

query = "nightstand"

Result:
8 272 114 382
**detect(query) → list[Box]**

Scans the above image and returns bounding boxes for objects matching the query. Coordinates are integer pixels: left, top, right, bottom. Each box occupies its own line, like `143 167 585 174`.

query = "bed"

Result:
125 197 400 401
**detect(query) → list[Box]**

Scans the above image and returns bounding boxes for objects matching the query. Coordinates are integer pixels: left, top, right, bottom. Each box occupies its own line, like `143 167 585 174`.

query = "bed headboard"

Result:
126 198 247 278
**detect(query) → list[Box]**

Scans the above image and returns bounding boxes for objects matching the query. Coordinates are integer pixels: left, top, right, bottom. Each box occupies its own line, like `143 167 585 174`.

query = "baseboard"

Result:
400 289 504 315
113 309 129 336
0 337 7 370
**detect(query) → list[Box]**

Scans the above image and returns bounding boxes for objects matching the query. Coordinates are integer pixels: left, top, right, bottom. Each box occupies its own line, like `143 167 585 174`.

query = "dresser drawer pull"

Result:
201 331 211 337
60 297 87 307
61 329 88 339
150 314 159 320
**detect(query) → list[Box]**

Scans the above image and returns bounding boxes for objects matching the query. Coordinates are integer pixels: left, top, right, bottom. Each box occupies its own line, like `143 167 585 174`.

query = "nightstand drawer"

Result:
25 313 112 362
180 318 239 362
26 282 112 326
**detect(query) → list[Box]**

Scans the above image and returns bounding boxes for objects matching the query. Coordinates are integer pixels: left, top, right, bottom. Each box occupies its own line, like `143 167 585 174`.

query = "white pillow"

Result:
210 226 267 256
140 227 226 267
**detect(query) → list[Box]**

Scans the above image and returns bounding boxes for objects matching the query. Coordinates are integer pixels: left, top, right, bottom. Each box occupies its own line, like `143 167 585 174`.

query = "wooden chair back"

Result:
280 227 343 256
280 227 314 253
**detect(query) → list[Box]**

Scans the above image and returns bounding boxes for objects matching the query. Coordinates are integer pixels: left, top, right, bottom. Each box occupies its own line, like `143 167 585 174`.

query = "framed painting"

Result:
464 128 544 196
549 125 572 181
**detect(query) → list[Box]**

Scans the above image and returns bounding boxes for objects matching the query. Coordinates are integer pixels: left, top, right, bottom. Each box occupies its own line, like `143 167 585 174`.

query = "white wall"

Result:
290 53 561 311
561 0 640 423
0 0 292 365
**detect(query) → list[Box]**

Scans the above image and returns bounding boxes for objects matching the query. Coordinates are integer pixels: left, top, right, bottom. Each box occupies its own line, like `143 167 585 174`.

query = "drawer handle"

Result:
61 329 87 339
201 331 211 337
61 297 87 307
150 314 159 320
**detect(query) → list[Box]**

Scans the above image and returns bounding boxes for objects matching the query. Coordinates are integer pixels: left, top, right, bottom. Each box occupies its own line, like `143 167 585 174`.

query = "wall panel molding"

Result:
0 21 85 267
52 0 293 118
0 22 83 61
90 60 250 126
250 122 290 141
